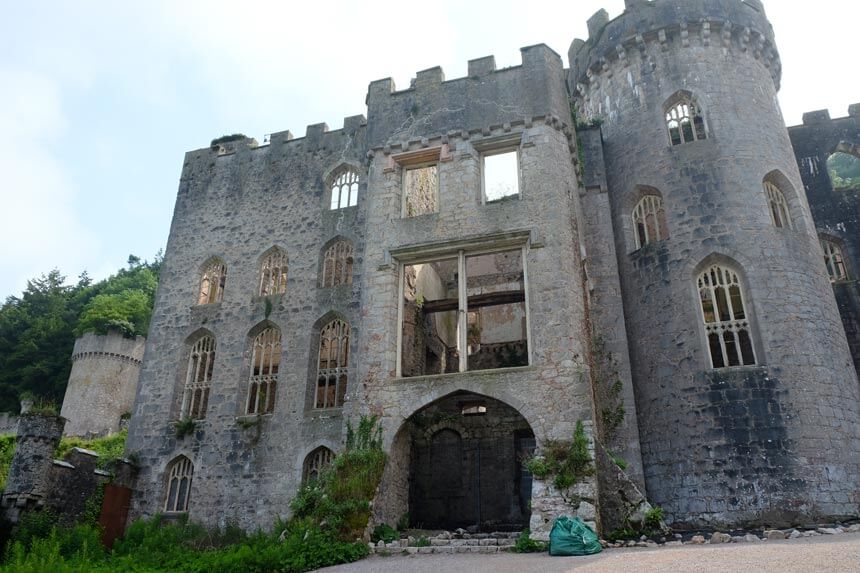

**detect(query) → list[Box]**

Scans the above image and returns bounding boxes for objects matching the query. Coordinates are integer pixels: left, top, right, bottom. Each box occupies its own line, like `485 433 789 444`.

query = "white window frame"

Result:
632 194 667 248
697 265 757 369
330 169 360 210
393 232 532 378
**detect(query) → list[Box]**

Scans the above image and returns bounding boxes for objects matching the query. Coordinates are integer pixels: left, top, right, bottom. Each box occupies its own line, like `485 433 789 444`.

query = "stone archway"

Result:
402 391 535 531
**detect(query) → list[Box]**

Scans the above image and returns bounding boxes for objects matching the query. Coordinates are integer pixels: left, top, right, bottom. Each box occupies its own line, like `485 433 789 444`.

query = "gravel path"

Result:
316 533 860 573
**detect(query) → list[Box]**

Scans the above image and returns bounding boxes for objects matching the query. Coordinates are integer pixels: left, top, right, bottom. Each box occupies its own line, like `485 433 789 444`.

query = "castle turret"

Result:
570 0 860 528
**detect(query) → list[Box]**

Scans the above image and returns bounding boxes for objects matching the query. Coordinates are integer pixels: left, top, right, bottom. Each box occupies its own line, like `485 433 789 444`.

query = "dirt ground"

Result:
316 533 860 573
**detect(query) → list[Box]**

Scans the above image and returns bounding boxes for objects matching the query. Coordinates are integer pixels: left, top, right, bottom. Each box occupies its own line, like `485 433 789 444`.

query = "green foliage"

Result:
292 415 386 541
54 429 128 469
0 435 16 491
827 151 860 189
592 334 626 444
513 529 547 553
211 134 248 147
396 513 409 531
371 523 397 543
74 258 159 338
644 506 664 530
410 536 430 548
524 421 594 491
22 400 59 416
611 455 628 470
174 417 197 439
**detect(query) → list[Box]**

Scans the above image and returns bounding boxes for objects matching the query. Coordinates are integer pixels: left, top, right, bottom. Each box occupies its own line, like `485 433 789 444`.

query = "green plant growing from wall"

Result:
524 420 594 491
173 417 197 439
591 334 626 444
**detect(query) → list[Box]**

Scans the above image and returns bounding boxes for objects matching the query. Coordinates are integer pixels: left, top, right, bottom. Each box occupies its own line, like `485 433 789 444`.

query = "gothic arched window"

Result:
198 259 227 304
665 95 707 146
330 169 359 210
322 240 354 288
821 238 847 282
164 456 194 512
764 181 793 229
182 335 215 420
315 318 349 409
632 194 668 248
246 326 281 415
302 446 334 483
697 265 756 368
259 248 288 296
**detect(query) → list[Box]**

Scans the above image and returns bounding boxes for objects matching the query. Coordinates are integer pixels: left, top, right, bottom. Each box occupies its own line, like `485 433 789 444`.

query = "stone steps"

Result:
369 531 520 555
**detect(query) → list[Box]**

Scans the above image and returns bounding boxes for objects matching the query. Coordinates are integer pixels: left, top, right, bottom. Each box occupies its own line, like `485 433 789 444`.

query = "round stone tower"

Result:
570 0 860 528
60 331 145 436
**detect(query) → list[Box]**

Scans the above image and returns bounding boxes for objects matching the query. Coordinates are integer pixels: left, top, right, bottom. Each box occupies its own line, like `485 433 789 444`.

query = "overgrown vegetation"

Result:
591 334 625 444
0 254 161 412
524 420 594 490
210 134 248 147
513 529 547 553
371 523 397 544
608 506 666 541
54 429 129 469
0 435 16 491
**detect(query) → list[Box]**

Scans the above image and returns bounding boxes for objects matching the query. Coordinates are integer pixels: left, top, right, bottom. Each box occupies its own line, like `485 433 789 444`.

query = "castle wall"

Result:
788 107 860 374
125 119 369 529
571 0 860 527
60 331 145 437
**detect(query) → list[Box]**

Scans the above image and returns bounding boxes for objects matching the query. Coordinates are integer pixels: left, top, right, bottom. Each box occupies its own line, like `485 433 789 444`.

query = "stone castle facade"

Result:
125 0 860 534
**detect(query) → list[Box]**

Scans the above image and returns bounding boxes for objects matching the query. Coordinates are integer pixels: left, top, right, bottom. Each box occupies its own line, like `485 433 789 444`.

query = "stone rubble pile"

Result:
368 529 519 554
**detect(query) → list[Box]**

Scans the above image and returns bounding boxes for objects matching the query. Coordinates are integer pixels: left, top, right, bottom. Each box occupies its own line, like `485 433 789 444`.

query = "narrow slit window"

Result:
697 265 756 368
821 239 847 282
181 336 215 420
315 319 349 409
483 151 519 202
246 327 281 415
632 194 669 248
164 456 194 513
764 181 793 229
404 165 438 217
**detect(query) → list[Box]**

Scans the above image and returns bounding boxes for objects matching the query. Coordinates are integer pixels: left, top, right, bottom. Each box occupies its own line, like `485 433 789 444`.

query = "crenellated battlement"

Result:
568 0 780 94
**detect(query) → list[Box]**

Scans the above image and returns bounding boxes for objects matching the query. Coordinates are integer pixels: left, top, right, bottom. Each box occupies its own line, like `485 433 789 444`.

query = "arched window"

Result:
697 265 756 368
246 327 281 415
330 169 359 209
164 456 193 512
315 319 349 409
665 96 707 146
632 194 668 248
182 335 215 420
821 239 847 282
322 240 354 288
259 249 288 296
764 181 793 229
198 259 226 304
302 446 334 483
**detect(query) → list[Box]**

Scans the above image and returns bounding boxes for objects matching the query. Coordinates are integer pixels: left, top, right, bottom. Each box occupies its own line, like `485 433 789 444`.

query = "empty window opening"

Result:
483 151 519 202
404 165 438 217
764 181 793 229
322 240 354 288
400 248 528 377
331 170 360 209
246 327 281 415
697 265 756 368
198 260 226 304
182 336 215 420
632 194 668 248
827 151 860 190
316 319 349 409
259 249 288 296
303 446 334 483
666 99 706 145
821 239 848 281
164 456 193 513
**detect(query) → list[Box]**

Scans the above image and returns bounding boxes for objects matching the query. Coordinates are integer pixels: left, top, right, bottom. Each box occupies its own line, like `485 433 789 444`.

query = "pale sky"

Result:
1 1 857 300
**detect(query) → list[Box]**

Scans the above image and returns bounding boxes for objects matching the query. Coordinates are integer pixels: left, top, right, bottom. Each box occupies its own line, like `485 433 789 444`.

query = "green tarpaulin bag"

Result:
549 516 603 556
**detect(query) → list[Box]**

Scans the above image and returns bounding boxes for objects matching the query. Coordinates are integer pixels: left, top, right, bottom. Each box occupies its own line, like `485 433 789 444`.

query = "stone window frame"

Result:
258 246 288 297
474 133 524 204
197 257 227 305
632 192 668 249
302 446 334 483
180 332 216 420
820 235 849 282
308 313 351 411
320 236 354 288
163 455 194 513
763 181 793 229
389 146 450 218
663 91 708 146
328 167 361 210
245 323 282 415
694 260 758 370
392 230 533 378
825 142 860 192
762 170 804 231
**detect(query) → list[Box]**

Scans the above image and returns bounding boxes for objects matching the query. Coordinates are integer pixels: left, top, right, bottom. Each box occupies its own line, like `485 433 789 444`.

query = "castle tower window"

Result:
259 248 288 296
330 169 360 209
632 194 668 248
483 151 520 202
246 327 281 415
164 456 193 513
764 181 793 229
665 96 707 146
322 239 354 288
315 319 349 409
404 165 439 217
697 265 756 368
821 238 848 282
198 259 226 304
302 446 334 483
182 335 215 420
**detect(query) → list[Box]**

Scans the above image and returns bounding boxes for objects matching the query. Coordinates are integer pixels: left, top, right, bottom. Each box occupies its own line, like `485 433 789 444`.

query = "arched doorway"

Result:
406 392 535 531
